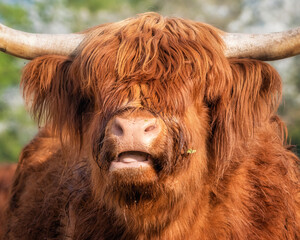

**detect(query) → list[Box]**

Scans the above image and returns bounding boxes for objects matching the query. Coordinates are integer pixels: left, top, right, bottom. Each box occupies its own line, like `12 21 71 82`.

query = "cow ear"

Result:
209 59 282 178
21 55 94 145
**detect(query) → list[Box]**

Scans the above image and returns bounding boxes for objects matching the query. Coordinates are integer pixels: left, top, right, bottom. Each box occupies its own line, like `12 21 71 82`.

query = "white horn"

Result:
0 24 85 60
223 27 300 61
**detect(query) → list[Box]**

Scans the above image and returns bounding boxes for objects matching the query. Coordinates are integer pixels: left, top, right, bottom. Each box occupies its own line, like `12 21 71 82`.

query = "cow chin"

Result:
111 167 158 197
106 152 162 194
95 149 174 208
98 164 161 209
109 160 158 186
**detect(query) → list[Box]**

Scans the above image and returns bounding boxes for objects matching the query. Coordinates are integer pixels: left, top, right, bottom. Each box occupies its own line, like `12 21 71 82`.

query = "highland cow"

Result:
0 13 300 239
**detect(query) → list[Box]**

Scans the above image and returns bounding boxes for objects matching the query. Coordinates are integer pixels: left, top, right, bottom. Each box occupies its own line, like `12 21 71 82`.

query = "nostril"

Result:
111 120 124 136
144 124 156 133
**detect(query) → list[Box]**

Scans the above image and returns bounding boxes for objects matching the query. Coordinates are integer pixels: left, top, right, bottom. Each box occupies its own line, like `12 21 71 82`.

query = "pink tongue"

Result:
110 152 152 171
119 152 147 163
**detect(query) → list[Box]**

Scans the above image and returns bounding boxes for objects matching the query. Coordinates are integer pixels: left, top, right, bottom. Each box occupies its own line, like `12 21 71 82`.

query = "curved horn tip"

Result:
222 27 300 61
0 23 86 60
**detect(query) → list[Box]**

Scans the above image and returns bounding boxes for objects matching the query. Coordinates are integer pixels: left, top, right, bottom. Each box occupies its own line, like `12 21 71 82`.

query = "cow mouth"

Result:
109 151 153 171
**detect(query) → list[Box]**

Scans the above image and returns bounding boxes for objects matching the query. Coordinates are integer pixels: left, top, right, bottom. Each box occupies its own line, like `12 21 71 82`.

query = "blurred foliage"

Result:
0 102 35 163
0 55 23 88
0 0 299 162
0 2 31 28
65 0 124 12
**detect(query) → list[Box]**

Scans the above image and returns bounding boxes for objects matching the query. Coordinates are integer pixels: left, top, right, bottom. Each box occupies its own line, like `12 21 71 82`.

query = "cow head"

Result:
1 13 298 212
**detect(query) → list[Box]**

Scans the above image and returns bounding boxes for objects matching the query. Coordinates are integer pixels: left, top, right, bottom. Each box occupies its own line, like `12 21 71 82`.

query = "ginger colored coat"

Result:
1 13 300 239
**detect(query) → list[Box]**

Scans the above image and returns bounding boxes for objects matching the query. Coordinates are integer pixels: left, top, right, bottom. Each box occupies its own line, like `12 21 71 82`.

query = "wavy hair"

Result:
22 13 282 178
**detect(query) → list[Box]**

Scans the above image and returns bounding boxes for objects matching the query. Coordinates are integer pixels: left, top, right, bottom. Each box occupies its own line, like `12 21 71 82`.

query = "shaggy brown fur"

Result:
1 13 300 239
0 164 16 237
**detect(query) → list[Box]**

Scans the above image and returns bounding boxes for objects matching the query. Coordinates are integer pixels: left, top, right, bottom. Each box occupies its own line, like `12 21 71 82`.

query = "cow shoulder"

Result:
4 127 91 239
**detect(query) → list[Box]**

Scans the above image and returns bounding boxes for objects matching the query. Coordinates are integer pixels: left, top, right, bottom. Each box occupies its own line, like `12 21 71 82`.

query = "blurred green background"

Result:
0 0 299 162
